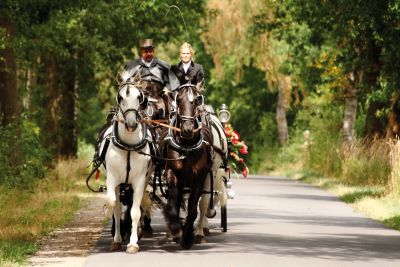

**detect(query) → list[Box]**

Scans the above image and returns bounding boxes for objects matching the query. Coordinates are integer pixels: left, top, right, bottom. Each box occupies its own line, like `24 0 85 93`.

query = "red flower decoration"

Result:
232 130 240 140
224 122 250 177
242 167 248 177
239 146 248 155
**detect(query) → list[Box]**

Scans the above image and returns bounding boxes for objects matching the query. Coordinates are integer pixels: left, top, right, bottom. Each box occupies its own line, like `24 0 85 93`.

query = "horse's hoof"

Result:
126 244 139 254
180 239 194 249
142 225 153 236
111 242 122 251
203 228 210 236
180 233 195 249
206 209 216 218
195 235 206 244
169 222 182 236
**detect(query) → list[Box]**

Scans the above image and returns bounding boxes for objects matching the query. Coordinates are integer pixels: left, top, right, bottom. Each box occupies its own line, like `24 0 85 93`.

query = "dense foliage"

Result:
1 0 400 186
0 0 205 187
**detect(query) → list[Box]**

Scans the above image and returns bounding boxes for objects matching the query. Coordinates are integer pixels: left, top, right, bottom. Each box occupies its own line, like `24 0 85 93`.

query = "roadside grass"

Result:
281 167 400 231
0 157 92 266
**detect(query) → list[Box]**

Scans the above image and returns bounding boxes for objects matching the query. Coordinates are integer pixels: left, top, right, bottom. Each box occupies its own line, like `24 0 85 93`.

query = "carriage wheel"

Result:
221 205 227 232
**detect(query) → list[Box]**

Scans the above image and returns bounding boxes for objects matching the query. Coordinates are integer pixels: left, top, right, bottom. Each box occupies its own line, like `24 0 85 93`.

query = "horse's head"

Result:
176 81 204 139
116 72 148 132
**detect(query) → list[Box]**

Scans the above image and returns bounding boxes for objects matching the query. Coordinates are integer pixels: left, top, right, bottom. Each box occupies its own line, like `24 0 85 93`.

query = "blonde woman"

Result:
171 42 204 85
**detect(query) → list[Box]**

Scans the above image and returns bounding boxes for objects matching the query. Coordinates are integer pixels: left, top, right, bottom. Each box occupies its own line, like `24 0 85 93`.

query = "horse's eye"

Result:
117 94 123 104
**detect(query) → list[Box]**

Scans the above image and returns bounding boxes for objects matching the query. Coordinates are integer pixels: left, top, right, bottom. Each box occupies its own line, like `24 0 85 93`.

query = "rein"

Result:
140 119 182 132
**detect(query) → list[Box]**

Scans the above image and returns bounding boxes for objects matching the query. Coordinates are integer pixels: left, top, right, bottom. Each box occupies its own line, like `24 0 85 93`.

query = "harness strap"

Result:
209 170 214 210
135 146 187 161
140 119 168 123
140 119 181 132
212 145 226 157
86 164 104 193
86 138 111 193
99 138 110 166
112 121 148 151
125 151 131 184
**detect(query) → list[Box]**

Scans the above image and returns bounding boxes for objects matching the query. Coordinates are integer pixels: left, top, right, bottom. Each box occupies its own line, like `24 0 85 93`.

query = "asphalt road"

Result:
83 175 400 267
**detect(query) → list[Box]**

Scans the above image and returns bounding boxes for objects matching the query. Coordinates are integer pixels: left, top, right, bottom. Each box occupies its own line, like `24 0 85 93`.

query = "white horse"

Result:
195 112 229 242
100 72 154 253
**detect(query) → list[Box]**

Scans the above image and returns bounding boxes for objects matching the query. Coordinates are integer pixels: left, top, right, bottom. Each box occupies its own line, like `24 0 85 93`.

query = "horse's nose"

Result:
125 121 138 132
125 113 138 132
181 120 194 138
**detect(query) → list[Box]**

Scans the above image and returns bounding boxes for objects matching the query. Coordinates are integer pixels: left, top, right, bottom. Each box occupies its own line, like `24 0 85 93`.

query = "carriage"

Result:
86 71 235 252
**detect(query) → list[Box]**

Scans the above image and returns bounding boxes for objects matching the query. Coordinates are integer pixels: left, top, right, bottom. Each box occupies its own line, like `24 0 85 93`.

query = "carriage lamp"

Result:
227 189 235 199
218 104 230 124
225 179 235 199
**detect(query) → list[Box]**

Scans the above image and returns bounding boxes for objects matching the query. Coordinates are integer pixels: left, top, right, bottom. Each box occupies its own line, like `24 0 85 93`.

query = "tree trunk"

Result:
44 55 79 159
276 76 291 146
387 92 400 139
58 59 78 158
23 55 40 110
365 100 386 138
0 18 19 126
45 55 60 157
0 18 22 167
342 72 358 144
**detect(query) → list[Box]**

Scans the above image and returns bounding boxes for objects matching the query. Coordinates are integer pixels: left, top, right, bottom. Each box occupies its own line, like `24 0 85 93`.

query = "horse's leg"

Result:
195 174 211 244
111 186 123 251
181 182 203 249
163 169 182 236
216 168 228 208
141 190 153 235
104 174 118 218
126 174 147 254
104 173 122 251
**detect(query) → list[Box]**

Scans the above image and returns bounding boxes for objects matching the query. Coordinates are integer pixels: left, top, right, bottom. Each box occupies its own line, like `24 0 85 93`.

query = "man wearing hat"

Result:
122 39 179 235
124 39 179 95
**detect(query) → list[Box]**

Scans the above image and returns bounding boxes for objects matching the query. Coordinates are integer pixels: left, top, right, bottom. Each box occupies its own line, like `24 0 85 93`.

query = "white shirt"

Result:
182 61 191 73
141 58 153 67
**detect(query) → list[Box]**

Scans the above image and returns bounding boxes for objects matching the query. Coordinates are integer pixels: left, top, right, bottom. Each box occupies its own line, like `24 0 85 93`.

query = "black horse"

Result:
160 82 212 249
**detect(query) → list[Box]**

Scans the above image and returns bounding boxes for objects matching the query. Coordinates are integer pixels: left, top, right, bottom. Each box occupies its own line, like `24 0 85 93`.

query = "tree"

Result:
202 0 292 146
0 17 19 126
278 0 397 142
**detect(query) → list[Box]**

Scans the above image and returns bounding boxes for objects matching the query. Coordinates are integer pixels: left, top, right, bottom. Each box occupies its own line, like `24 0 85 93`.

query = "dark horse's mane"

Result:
178 83 204 94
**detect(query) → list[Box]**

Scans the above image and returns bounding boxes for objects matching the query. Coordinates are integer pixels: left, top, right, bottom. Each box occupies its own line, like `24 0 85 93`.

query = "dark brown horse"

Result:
160 82 212 249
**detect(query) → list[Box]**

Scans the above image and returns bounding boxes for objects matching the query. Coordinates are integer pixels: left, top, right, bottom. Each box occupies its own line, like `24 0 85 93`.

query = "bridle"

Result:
115 82 146 131
175 85 204 137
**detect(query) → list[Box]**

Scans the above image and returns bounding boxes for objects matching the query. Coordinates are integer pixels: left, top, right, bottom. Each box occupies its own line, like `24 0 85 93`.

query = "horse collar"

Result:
111 121 148 151
166 116 204 152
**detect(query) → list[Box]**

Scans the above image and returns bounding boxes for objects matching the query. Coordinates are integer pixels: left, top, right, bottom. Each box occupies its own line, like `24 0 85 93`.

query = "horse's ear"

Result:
116 91 123 105
196 95 204 107
138 90 148 109
116 72 124 86
132 72 141 84
196 79 205 91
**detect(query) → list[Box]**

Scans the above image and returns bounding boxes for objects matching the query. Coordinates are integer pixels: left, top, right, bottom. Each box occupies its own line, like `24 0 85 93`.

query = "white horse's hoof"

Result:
195 235 206 244
111 242 122 251
103 204 113 219
203 227 210 236
126 244 139 254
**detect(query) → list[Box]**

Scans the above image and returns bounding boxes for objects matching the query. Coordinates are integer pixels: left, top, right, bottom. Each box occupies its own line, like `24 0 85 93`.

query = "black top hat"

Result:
139 39 154 49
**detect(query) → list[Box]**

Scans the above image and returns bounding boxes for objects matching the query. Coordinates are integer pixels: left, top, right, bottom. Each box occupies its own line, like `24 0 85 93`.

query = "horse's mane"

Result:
180 83 205 95
120 69 135 84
